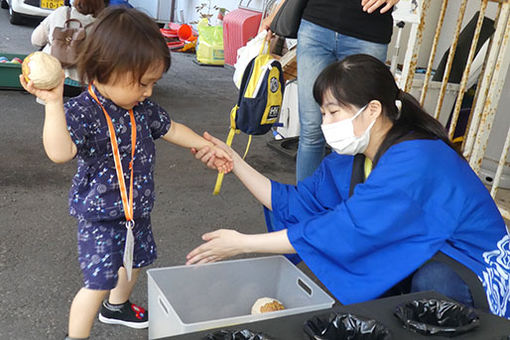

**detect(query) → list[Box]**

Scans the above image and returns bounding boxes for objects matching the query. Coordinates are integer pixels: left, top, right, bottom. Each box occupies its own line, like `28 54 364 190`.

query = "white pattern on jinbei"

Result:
480 233 510 319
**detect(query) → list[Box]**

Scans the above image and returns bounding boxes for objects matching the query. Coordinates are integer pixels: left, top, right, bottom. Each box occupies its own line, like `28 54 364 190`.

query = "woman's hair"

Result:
77 7 171 85
73 0 105 17
313 54 461 164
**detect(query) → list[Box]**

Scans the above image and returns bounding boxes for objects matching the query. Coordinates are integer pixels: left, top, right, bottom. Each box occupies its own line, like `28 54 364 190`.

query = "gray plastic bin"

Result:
148 255 335 339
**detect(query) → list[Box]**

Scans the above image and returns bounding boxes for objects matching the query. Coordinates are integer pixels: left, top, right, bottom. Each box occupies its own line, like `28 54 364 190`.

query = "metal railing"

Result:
398 0 510 218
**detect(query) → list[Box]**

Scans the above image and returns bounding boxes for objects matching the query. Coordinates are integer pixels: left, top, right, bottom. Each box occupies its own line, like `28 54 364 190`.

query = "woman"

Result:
188 54 510 319
261 0 399 182
31 0 104 96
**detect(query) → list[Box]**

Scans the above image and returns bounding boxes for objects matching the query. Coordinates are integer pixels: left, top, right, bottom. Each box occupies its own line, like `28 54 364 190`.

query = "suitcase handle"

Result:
238 0 263 12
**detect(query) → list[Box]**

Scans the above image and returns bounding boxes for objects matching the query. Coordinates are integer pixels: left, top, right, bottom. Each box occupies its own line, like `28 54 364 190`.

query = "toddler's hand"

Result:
19 72 64 104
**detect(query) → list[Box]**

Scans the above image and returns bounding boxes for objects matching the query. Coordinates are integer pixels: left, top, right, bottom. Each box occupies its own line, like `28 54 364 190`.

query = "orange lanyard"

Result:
88 85 136 223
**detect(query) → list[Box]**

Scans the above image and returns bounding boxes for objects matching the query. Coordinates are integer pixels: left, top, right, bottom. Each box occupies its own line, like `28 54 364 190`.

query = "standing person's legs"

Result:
335 33 388 64
296 24 388 183
296 20 337 182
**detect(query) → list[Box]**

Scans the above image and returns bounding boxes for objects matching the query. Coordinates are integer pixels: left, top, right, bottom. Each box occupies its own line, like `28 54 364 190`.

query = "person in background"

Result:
21 7 232 339
260 0 399 182
105 0 133 8
188 54 510 320
31 0 105 97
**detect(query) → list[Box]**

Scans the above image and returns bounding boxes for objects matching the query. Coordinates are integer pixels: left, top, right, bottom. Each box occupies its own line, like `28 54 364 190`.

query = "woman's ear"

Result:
367 100 382 119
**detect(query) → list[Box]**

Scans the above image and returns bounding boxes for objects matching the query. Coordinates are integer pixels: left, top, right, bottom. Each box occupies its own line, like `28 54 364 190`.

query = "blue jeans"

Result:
411 261 474 307
296 19 388 182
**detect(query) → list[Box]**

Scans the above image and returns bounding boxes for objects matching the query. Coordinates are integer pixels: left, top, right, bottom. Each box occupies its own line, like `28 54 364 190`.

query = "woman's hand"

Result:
361 0 400 14
259 16 273 41
19 72 64 104
192 131 237 172
210 145 234 174
186 229 247 265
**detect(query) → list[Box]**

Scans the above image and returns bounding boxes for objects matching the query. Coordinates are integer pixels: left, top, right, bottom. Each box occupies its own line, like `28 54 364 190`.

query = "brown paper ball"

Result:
22 52 62 90
251 297 285 314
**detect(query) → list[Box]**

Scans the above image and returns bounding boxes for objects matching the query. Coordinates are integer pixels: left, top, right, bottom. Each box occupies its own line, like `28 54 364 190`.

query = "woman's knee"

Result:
411 261 474 307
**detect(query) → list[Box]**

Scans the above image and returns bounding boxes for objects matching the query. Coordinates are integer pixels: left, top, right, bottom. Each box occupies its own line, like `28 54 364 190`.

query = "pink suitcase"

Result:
223 8 262 66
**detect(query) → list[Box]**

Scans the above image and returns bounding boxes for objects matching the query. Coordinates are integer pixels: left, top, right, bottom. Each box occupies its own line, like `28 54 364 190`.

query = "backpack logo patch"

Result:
268 105 280 120
270 77 279 93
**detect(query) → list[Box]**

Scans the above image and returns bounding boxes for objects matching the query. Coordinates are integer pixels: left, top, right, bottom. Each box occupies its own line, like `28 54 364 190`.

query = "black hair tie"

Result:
395 88 403 120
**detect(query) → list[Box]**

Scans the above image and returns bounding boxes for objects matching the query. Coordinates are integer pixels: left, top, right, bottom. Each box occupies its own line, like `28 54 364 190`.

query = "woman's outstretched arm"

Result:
186 229 295 265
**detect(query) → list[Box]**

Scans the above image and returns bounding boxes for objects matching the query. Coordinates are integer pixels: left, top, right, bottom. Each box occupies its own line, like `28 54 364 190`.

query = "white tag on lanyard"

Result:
123 220 135 281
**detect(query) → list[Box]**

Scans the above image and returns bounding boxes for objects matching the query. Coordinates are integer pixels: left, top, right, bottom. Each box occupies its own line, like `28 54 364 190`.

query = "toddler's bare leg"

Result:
108 267 141 304
68 288 109 338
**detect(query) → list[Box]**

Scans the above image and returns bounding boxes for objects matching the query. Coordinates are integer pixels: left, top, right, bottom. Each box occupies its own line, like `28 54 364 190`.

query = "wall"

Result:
174 0 266 25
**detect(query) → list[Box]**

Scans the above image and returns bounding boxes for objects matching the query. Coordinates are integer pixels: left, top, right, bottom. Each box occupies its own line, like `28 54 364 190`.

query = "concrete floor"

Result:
2 10 509 340
0 12 297 340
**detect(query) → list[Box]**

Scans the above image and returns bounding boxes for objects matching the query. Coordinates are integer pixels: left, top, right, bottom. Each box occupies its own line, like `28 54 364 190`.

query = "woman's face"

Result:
320 90 372 137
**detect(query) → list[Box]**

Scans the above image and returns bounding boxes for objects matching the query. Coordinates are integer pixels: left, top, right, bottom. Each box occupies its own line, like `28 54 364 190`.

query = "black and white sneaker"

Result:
98 300 148 329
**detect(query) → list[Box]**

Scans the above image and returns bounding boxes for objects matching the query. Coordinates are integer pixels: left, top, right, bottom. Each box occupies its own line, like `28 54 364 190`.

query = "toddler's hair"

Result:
78 7 171 85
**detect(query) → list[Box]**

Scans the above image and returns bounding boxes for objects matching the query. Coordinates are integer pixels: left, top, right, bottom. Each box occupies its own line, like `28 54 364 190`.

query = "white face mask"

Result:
321 104 375 155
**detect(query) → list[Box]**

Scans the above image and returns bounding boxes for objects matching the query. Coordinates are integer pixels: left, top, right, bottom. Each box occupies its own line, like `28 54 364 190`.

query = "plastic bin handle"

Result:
158 296 171 317
297 277 313 297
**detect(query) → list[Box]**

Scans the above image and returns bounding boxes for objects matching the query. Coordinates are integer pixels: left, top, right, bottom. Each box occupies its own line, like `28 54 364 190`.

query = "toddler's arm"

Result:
20 75 77 163
161 121 232 172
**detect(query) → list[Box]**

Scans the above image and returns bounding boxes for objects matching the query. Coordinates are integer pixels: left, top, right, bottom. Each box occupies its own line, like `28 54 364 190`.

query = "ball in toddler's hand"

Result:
251 297 285 315
22 52 63 90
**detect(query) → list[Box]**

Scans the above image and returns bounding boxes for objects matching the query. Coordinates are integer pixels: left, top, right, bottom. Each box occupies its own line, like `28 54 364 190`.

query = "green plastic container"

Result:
0 53 27 90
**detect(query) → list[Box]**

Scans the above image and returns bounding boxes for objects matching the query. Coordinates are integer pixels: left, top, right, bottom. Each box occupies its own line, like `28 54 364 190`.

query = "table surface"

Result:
162 291 510 340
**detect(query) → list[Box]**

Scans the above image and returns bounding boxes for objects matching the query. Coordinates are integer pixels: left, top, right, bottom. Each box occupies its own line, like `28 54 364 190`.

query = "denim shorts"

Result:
77 216 157 290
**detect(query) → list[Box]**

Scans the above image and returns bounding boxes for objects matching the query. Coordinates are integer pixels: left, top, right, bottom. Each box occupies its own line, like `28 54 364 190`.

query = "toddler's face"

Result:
96 62 164 110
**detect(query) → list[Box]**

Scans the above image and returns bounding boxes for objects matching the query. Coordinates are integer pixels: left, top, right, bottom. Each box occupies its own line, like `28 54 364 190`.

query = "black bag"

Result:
394 299 480 337
204 329 274 340
269 0 308 39
51 6 90 67
304 312 393 340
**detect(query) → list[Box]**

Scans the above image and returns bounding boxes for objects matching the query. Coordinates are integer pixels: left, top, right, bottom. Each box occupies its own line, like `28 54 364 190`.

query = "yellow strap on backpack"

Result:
213 106 239 195
212 107 254 195
213 42 271 195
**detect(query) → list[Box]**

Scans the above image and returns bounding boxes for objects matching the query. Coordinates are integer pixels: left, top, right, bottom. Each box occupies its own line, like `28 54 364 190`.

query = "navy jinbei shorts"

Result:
77 216 157 290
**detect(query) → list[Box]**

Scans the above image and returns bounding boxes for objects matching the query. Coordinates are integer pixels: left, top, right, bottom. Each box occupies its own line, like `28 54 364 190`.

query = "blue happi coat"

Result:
266 139 510 318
